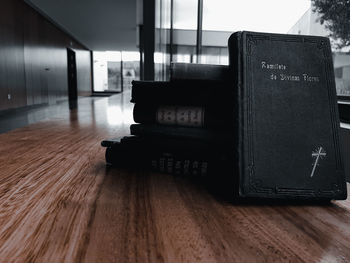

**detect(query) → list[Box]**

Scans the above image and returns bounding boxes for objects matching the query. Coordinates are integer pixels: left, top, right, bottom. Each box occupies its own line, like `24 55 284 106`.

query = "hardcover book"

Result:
130 124 234 143
170 63 230 82
102 136 233 177
130 80 231 106
229 31 347 199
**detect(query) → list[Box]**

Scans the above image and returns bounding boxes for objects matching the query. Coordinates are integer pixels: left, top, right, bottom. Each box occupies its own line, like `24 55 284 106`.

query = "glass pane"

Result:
335 56 350 97
172 45 196 64
202 0 310 33
122 51 140 90
107 62 121 91
173 0 198 30
93 51 111 92
93 51 139 92
155 0 350 97
155 0 172 80
199 46 228 65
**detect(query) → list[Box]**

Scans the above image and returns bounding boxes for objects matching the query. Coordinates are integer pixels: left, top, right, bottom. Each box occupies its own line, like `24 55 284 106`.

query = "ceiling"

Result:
25 0 137 51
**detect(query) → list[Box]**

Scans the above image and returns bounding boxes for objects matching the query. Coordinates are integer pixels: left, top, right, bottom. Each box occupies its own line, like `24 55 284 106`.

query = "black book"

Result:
130 80 232 106
170 63 230 82
102 136 233 177
133 103 233 128
130 124 234 143
229 31 347 200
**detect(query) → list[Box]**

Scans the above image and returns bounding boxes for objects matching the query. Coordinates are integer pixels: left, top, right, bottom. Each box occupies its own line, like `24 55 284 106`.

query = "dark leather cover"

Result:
170 63 230 82
130 124 233 143
228 31 347 200
130 80 230 106
103 136 233 179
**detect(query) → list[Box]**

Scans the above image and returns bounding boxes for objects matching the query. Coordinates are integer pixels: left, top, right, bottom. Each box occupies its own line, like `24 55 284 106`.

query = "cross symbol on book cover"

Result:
310 147 327 178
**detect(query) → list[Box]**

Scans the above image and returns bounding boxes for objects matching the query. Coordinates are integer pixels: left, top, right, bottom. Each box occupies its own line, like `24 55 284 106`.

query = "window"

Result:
153 0 350 98
93 51 140 92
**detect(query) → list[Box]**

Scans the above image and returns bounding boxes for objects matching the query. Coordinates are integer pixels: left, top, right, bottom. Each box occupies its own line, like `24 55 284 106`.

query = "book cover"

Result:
170 63 230 82
228 31 347 200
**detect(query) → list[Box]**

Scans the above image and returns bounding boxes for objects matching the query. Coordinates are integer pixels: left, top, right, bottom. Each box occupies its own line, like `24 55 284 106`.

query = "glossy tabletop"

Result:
0 90 350 262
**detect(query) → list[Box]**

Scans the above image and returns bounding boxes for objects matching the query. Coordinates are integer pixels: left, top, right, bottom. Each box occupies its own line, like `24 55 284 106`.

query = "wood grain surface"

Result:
0 93 350 263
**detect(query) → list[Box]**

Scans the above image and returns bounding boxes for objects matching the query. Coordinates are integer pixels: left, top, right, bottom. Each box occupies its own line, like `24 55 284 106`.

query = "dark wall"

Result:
0 0 92 111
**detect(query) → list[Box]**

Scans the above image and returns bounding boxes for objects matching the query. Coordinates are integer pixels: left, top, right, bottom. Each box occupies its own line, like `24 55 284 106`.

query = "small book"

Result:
228 31 347 200
170 63 230 82
102 136 233 177
130 80 232 106
130 124 234 143
133 103 232 128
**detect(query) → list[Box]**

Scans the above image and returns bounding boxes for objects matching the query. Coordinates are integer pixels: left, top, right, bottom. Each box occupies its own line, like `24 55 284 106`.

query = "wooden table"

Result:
0 94 350 262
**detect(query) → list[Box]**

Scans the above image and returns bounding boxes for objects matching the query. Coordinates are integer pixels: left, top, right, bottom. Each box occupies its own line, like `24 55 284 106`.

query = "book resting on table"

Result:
102 31 347 201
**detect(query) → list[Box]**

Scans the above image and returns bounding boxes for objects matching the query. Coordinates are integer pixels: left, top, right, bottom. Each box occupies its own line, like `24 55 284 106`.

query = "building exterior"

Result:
288 8 350 97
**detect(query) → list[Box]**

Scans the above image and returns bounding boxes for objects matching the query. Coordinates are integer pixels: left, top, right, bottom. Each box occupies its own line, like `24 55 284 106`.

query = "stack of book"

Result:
102 31 347 200
102 63 235 186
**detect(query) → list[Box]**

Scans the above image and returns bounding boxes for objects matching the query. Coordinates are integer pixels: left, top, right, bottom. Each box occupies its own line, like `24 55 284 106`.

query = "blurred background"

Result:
92 0 350 98
1 0 350 113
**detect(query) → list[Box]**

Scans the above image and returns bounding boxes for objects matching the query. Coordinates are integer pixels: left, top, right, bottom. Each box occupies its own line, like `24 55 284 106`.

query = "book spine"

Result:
170 63 229 82
133 104 206 127
150 152 209 176
130 124 234 142
130 81 230 105
131 85 212 105
156 105 205 127
130 81 170 103
228 32 242 198
105 145 212 177
133 104 233 128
